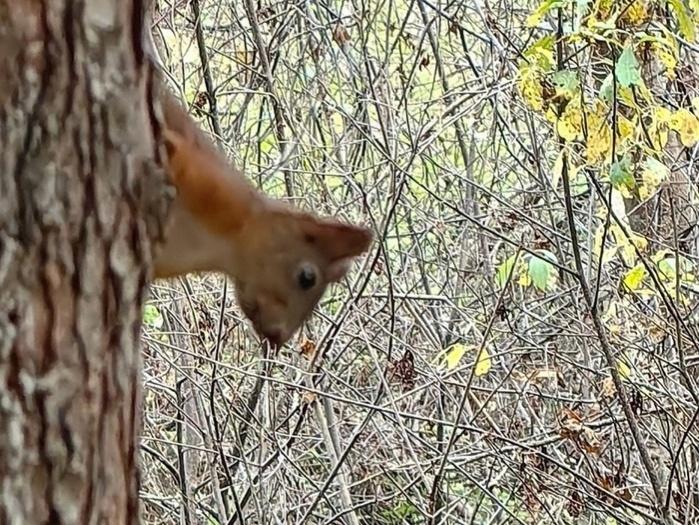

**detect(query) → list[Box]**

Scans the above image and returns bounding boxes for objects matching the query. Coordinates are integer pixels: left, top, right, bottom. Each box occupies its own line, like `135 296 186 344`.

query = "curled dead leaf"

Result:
235 50 254 65
332 23 351 46
559 408 602 455
193 91 208 111
300 338 317 359
580 427 601 455
616 485 632 501
302 391 317 404
601 376 617 398
598 473 613 491
311 44 325 61
419 53 430 69
560 407 582 423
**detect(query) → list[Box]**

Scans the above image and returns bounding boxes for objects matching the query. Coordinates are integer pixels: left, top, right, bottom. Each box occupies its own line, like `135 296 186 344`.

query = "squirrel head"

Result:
159 126 373 348
231 203 372 347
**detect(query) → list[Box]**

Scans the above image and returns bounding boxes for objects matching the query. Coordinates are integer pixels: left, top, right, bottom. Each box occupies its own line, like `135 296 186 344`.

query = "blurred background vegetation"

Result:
142 1 699 523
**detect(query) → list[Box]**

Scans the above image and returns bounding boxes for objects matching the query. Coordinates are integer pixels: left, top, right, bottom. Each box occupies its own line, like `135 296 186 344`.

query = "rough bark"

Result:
0 1 168 522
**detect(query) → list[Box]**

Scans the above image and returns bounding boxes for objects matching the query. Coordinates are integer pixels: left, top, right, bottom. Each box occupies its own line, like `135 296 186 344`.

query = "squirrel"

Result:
153 91 373 347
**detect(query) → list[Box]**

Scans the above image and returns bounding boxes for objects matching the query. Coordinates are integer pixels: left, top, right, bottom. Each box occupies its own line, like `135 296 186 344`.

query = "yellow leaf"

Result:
585 104 612 163
670 108 699 147
669 0 696 42
330 112 345 134
655 106 673 122
617 115 635 145
592 0 614 20
617 85 640 109
608 322 623 335
622 233 648 266
651 37 678 79
594 225 618 264
609 225 647 266
620 243 635 267
649 106 672 150
518 66 545 112
623 264 646 290
617 360 632 379
692 0 699 15
622 0 650 25
475 348 492 376
639 158 668 200
557 104 583 141
445 343 468 370
524 36 555 70
235 50 254 65
526 10 545 28
518 271 532 287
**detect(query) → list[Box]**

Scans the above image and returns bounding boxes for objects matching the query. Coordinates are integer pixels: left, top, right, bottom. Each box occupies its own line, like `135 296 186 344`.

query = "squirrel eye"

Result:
297 265 317 290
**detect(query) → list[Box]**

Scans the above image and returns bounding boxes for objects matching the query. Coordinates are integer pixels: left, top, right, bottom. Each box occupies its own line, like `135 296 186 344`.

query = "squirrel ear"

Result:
297 217 373 279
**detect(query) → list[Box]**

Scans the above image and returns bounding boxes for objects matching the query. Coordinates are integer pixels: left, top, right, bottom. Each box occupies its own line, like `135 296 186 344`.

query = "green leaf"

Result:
669 0 696 42
143 304 163 329
553 70 579 95
259 133 276 155
658 257 678 279
495 254 517 288
599 73 614 102
616 45 641 88
571 167 589 196
610 156 635 190
528 250 557 291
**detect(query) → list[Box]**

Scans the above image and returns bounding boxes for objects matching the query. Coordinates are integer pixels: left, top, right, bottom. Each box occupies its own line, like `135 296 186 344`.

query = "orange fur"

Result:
154 92 373 346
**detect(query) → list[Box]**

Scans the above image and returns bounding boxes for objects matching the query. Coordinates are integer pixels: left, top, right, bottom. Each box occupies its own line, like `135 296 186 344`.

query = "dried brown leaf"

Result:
333 23 351 46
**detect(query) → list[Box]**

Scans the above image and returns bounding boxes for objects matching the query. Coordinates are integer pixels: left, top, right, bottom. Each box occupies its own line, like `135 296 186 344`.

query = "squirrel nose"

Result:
261 325 286 348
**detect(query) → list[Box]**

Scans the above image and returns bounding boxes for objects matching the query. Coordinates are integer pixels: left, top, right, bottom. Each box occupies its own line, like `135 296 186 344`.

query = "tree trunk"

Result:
0 1 167 522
